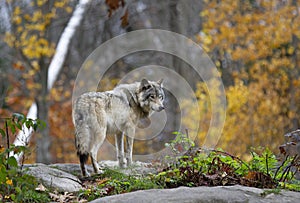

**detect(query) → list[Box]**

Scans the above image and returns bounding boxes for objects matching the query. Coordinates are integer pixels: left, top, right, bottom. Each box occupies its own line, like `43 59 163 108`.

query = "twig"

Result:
279 163 290 182
280 155 298 182
5 120 9 170
282 166 291 182
274 155 289 180
185 129 189 140
0 117 14 120
266 153 269 176
211 149 250 170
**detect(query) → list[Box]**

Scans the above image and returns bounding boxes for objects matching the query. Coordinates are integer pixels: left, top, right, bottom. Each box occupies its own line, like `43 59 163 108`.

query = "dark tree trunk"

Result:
290 34 299 130
168 0 185 134
35 58 52 164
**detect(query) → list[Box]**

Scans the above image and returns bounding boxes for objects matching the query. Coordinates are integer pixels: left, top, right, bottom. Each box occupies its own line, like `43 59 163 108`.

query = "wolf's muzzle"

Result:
158 106 165 111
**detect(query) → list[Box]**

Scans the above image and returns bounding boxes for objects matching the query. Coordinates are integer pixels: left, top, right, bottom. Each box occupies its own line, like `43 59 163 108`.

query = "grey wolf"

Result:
72 79 165 176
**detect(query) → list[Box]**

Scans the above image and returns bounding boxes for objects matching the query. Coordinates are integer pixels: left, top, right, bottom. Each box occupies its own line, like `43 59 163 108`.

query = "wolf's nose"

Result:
159 106 165 111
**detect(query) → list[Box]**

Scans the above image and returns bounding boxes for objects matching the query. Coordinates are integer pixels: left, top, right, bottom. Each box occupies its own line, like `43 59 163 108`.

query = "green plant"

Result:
156 134 299 190
0 113 49 202
165 131 195 155
155 148 248 188
248 147 277 175
279 180 300 192
78 168 162 201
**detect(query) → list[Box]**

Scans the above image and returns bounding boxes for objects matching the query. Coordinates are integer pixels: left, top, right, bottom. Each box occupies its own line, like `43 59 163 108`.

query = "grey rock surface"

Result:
24 163 83 192
90 185 300 203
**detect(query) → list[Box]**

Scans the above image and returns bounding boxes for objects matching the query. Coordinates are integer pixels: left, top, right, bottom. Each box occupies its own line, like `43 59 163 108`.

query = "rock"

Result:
50 163 93 176
99 160 157 175
51 161 156 176
24 164 83 192
90 185 300 203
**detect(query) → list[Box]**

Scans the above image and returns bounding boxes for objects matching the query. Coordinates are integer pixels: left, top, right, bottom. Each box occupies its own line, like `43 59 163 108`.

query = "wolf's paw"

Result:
97 169 104 174
82 170 91 177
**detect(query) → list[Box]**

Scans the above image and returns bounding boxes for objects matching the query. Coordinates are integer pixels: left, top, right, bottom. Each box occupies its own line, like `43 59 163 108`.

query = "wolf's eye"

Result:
149 95 155 99
159 95 163 100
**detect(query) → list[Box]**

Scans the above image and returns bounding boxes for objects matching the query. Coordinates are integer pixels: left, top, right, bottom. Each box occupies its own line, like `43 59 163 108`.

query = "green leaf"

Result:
13 146 28 154
7 120 16 134
0 165 7 183
7 156 18 168
12 113 25 122
10 194 16 201
15 122 22 130
11 124 16 134
25 119 33 129
0 129 5 137
15 186 22 193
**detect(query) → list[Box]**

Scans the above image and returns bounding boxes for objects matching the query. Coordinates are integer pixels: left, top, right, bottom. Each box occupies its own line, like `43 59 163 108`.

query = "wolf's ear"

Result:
157 79 163 86
140 78 151 90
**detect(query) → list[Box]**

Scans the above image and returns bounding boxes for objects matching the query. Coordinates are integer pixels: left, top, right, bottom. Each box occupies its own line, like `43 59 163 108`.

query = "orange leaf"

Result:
120 9 129 27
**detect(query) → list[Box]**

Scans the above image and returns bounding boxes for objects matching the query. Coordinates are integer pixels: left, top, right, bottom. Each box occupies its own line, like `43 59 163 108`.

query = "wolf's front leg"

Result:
115 132 125 168
125 127 135 166
125 136 134 166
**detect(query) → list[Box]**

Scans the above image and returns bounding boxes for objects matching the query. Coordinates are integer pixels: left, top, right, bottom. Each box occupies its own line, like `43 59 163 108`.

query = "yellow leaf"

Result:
287 46 294 55
24 14 31 21
65 6 73 13
17 26 23 33
31 61 40 70
0 145 4 153
6 178 13 185
13 6 21 15
54 1 65 8
37 0 47 6
13 16 22 24
32 10 43 22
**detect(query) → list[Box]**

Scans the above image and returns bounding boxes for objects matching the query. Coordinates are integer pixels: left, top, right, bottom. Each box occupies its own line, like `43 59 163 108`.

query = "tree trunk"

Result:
36 59 52 164
168 0 184 134
289 34 299 130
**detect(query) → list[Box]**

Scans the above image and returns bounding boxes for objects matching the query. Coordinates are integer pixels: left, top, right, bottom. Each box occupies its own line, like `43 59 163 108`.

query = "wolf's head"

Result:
137 78 165 113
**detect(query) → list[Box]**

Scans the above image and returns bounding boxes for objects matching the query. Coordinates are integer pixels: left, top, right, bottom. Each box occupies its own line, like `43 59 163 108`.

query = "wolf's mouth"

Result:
152 106 165 112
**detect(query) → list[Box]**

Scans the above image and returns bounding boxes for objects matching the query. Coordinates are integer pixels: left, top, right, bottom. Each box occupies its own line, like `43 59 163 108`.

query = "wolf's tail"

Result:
75 126 90 164
75 129 90 176
73 96 91 167
78 151 89 164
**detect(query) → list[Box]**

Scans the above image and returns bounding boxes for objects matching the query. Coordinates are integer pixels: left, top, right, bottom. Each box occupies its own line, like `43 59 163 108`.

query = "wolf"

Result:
72 79 165 176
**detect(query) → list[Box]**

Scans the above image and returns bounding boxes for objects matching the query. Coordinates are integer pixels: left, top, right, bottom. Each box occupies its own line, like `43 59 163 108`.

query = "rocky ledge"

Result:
23 162 300 203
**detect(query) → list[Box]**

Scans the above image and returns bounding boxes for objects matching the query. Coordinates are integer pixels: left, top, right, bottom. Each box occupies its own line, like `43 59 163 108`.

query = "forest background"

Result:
0 0 299 164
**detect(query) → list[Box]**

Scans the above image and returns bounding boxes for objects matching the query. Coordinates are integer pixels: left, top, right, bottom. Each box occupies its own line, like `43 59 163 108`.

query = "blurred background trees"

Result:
0 0 299 163
195 0 300 159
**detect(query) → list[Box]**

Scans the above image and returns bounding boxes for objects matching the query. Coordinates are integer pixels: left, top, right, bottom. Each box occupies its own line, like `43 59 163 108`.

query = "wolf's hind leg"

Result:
79 153 90 177
90 127 106 174
115 132 125 168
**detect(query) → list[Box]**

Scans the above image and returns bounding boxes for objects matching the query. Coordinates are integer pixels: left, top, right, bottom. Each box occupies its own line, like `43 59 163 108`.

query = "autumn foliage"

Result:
194 0 300 158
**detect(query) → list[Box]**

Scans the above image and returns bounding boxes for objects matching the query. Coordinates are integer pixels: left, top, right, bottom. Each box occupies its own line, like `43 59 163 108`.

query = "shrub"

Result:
0 113 49 202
